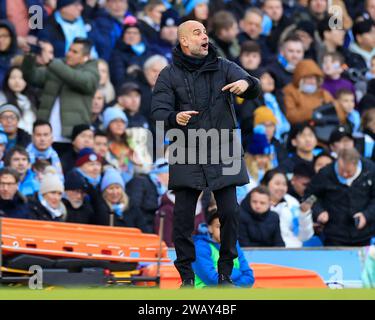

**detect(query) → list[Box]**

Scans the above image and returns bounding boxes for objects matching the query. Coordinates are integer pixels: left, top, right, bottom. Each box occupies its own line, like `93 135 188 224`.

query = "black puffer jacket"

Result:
151 44 261 191
305 159 375 245
239 193 285 247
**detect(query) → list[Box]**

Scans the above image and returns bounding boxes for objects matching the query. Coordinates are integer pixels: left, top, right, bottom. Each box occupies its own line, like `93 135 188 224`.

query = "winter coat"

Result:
5 128 31 152
59 146 79 175
305 159 375 245
283 59 345 124
192 233 254 288
278 154 315 178
125 174 159 233
22 54 99 138
63 198 95 224
0 192 30 219
28 195 67 222
90 9 124 61
151 44 261 191
267 60 294 90
96 194 148 232
0 20 18 87
239 193 285 247
109 40 154 89
271 194 314 248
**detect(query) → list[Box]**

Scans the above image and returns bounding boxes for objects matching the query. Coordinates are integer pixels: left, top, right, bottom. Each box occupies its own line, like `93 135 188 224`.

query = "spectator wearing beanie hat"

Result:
98 167 147 230
29 170 67 221
109 16 155 89
74 147 103 188
104 106 141 182
0 103 31 152
59 124 94 174
63 169 95 224
151 9 180 63
251 106 288 167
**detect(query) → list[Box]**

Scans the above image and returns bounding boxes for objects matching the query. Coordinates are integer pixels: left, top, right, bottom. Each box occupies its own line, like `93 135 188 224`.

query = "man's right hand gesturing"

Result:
176 111 199 126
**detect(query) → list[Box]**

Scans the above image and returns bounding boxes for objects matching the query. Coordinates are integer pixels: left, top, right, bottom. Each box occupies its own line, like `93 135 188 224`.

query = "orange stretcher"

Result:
1 218 170 263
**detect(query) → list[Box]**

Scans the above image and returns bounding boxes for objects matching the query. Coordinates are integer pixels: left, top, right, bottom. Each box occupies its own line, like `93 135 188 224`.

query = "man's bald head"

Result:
177 20 209 58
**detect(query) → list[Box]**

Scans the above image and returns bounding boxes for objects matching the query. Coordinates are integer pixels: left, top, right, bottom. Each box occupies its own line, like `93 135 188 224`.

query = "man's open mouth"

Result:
201 43 208 49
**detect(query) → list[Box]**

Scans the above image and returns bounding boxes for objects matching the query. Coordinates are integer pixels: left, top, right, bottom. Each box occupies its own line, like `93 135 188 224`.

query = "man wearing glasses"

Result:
0 167 30 219
0 104 31 152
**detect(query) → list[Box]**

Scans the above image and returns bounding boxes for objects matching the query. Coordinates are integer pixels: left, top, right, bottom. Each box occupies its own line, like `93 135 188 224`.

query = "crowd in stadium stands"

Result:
1 0 375 248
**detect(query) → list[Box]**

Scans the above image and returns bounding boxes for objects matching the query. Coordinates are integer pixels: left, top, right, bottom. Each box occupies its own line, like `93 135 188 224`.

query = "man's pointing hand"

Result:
176 111 199 126
222 80 249 95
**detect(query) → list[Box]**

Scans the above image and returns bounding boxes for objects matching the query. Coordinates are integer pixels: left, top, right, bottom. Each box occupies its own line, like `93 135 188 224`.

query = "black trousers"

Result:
173 185 240 280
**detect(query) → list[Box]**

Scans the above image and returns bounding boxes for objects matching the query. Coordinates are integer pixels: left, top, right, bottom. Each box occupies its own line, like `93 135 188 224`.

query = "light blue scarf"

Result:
131 42 146 56
27 144 63 177
111 203 125 218
38 193 66 219
347 110 361 134
55 11 88 54
278 54 295 72
334 160 362 186
76 168 101 188
149 173 167 206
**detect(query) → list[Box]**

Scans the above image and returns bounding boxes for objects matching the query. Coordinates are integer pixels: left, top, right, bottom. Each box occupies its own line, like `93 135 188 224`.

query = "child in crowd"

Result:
336 89 361 134
192 210 254 288
322 52 355 100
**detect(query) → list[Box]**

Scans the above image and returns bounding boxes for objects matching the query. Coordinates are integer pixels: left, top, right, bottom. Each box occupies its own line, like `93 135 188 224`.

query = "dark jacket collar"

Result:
172 43 219 72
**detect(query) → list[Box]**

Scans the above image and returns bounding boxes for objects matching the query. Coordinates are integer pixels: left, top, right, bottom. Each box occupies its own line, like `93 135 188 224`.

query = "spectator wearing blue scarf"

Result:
99 167 147 231
26 120 63 181
37 0 100 58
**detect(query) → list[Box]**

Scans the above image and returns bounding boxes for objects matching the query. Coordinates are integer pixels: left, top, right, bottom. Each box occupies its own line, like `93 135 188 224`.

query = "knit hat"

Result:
161 9 180 29
56 0 81 11
0 103 21 120
75 148 102 167
183 0 208 15
40 173 64 195
103 107 128 130
100 167 125 192
248 125 271 155
71 124 93 142
64 170 88 191
253 106 277 127
122 16 141 34
151 158 169 175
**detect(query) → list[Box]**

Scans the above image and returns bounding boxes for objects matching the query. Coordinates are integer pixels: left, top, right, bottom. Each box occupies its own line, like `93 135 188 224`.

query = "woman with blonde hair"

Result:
97 59 116 104
100 167 146 230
